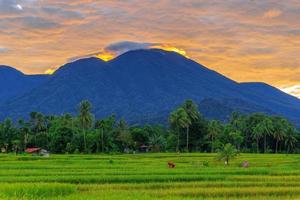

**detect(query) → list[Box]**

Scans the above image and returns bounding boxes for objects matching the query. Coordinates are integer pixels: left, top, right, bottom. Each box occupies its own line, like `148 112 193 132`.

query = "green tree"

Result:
131 126 149 150
115 119 133 152
260 118 274 153
0 119 15 152
217 143 238 165
182 100 199 152
272 117 288 153
78 100 93 153
208 120 222 153
169 108 191 152
252 124 264 153
29 112 46 146
229 130 243 151
149 132 166 152
285 130 297 153
12 140 21 155
18 119 30 151
95 115 116 152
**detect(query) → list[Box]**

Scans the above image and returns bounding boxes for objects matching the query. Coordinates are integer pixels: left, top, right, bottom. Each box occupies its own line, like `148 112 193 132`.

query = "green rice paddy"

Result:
0 153 300 199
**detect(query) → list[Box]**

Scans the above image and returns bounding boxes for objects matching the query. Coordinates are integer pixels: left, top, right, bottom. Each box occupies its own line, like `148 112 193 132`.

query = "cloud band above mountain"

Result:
67 41 162 63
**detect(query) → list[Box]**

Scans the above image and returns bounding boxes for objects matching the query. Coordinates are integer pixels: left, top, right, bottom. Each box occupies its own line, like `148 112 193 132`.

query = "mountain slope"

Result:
240 82 300 119
0 49 300 125
0 66 48 104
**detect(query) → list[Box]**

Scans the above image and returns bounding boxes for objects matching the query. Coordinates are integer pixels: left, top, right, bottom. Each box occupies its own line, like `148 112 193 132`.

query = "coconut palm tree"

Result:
29 112 46 146
169 108 191 152
18 119 30 151
285 132 297 153
272 117 288 153
78 100 93 153
208 120 222 153
149 132 166 152
12 140 21 155
252 124 264 153
217 143 238 165
260 118 274 153
182 100 199 152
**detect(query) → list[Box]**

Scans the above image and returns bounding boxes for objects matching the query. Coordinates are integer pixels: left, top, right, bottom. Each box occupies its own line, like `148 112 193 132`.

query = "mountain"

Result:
240 82 300 118
0 66 48 104
0 49 300 126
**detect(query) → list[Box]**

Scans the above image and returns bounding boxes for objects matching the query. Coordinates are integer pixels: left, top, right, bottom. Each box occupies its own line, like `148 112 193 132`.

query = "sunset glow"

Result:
0 0 299 97
95 52 115 62
45 68 56 75
152 46 189 58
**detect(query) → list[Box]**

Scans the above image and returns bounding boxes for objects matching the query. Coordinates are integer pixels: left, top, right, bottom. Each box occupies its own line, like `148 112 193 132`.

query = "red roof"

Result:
25 148 41 153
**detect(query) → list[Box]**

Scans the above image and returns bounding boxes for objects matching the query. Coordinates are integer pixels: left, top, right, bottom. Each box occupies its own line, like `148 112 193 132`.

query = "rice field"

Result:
0 153 300 200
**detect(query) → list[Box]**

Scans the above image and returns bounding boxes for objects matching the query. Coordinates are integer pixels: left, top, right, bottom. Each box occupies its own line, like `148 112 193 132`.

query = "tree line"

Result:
0 100 299 154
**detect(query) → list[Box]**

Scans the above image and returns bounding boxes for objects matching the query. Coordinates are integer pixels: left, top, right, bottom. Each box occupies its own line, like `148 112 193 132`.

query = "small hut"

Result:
25 148 50 157
139 145 152 152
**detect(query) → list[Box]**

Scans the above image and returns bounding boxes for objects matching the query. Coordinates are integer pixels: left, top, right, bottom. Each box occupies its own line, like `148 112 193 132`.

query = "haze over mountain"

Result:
1 49 300 126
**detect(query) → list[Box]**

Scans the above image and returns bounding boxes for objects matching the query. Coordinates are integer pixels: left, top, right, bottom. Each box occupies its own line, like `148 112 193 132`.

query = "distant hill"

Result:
0 66 48 104
0 49 300 126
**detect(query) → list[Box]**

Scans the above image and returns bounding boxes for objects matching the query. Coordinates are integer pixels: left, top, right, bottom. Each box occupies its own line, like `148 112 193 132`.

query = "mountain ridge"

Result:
0 65 49 104
0 49 299 126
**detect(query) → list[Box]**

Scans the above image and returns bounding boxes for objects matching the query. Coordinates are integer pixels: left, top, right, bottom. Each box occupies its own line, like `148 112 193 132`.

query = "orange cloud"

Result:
263 9 282 18
1 1 300 98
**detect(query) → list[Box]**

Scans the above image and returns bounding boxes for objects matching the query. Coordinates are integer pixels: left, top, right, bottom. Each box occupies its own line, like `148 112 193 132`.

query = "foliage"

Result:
217 143 238 165
0 100 298 154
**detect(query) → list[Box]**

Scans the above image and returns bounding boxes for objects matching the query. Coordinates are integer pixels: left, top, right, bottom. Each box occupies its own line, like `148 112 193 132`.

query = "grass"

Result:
0 153 300 199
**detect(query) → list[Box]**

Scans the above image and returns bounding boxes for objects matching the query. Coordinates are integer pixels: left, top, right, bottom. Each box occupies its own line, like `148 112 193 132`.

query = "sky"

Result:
0 0 300 97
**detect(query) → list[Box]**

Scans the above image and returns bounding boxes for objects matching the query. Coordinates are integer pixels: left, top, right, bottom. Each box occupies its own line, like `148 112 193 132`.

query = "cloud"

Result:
14 4 23 10
263 9 282 18
0 46 9 53
281 85 300 98
104 41 160 55
238 47 275 57
42 7 84 20
15 16 61 29
67 52 101 62
67 41 161 62
0 0 38 15
0 0 23 14
288 29 300 35
0 0 300 98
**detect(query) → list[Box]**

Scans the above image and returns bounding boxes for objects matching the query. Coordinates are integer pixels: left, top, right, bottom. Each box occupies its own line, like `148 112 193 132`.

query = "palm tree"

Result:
273 130 286 153
208 120 222 153
261 118 274 153
217 143 238 165
182 100 199 152
18 119 30 151
12 140 21 155
169 108 191 152
252 124 264 153
29 112 45 146
115 119 132 152
272 117 288 153
149 132 166 152
78 100 93 153
285 132 297 153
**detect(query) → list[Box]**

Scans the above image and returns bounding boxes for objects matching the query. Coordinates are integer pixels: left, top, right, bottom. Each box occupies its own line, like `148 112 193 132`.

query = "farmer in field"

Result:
168 161 176 168
243 161 249 168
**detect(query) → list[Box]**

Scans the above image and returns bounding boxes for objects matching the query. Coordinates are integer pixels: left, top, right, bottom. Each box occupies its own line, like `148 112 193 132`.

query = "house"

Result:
25 148 50 157
139 145 152 152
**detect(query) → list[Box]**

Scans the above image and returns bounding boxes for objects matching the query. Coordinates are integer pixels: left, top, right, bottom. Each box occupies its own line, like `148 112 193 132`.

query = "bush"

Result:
203 161 209 167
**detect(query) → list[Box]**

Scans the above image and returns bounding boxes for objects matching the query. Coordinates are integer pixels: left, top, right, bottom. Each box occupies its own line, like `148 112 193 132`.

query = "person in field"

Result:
168 161 176 168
